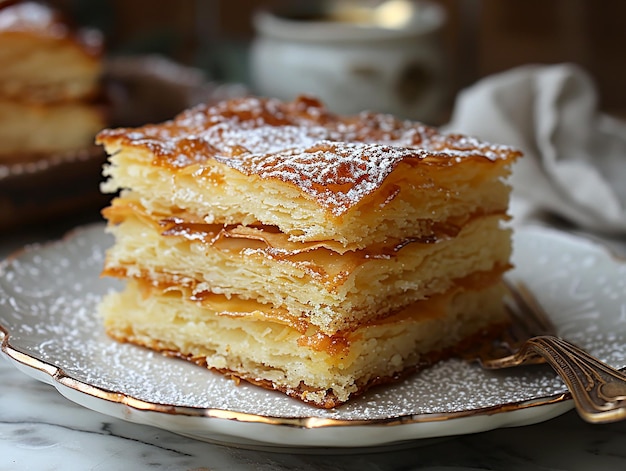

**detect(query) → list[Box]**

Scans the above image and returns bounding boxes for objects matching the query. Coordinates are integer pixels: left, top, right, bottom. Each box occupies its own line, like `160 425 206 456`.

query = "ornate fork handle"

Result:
483 335 626 423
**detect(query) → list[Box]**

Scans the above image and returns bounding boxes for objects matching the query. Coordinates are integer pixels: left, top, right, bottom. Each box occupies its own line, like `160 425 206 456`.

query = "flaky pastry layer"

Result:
103 197 512 333
100 278 509 408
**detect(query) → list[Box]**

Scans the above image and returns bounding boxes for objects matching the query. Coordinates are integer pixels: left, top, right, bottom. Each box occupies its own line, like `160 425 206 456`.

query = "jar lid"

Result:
253 0 445 43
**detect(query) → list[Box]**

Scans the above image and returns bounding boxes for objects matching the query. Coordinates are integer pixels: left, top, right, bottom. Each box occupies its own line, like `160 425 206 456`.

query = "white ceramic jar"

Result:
250 0 447 123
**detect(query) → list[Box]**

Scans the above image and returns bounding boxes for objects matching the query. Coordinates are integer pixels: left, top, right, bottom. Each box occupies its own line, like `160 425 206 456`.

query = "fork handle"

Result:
485 335 626 423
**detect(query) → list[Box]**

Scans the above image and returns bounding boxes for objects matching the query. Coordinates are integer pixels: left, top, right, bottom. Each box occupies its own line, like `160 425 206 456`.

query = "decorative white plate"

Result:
1 224 625 449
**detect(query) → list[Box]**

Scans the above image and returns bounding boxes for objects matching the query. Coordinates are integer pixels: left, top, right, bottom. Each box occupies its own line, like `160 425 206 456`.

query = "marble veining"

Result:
3 357 626 470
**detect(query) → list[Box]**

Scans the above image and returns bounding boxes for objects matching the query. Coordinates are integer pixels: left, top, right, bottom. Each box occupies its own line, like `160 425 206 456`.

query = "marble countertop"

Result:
2 218 626 470
2 355 626 470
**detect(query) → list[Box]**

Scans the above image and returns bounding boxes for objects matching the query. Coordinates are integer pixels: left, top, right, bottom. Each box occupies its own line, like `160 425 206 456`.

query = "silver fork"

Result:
477 280 626 424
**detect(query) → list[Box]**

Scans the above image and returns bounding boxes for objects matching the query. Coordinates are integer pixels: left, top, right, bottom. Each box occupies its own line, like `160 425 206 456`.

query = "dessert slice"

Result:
97 95 521 407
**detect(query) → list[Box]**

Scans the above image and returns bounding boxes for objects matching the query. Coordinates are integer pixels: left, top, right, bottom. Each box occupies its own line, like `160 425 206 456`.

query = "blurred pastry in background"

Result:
0 0 108 230
0 1 248 232
0 0 102 101
0 97 106 158
0 0 106 160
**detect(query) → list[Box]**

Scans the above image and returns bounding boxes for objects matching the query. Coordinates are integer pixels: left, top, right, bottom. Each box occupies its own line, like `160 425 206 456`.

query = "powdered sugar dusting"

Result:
205 123 331 155
224 141 428 215
97 96 521 213
1 225 624 427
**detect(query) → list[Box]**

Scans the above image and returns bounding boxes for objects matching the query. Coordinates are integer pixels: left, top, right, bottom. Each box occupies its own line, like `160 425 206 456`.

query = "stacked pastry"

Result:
0 1 105 159
97 95 521 408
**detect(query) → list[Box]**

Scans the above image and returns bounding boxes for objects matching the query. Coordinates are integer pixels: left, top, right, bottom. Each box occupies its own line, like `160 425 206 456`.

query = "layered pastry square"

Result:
97 95 521 408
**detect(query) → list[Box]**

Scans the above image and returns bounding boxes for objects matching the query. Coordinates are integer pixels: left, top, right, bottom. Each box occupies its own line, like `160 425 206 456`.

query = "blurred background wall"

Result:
53 0 626 120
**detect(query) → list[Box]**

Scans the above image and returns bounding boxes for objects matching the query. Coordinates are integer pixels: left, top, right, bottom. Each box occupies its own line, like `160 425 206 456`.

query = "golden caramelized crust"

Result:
98 95 519 161
97 96 521 217
98 96 520 246
0 1 101 49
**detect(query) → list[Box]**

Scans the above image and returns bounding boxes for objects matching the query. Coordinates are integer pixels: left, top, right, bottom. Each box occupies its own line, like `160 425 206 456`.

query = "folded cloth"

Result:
445 63 626 234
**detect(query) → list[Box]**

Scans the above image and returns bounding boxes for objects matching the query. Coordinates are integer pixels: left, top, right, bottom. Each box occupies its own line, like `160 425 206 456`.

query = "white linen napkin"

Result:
444 63 626 234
